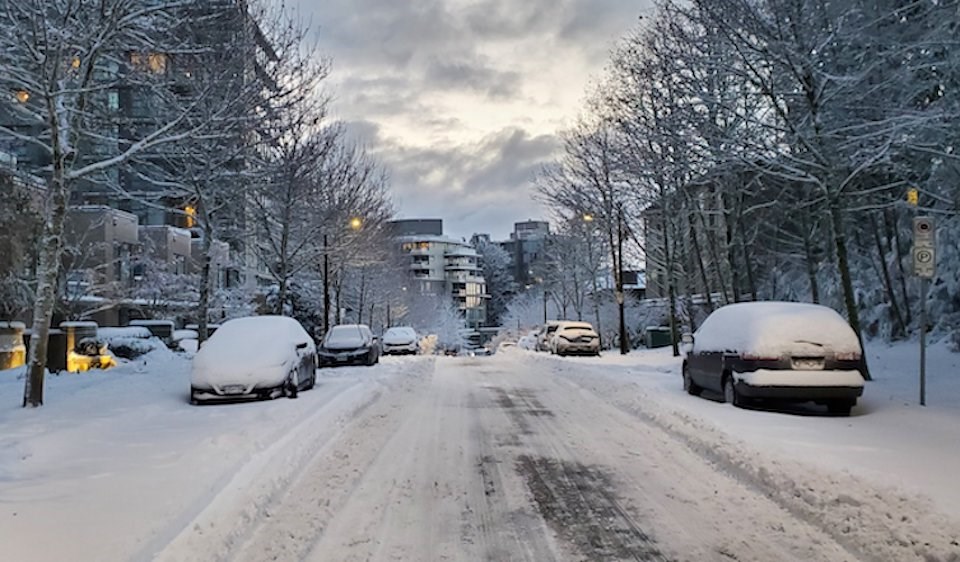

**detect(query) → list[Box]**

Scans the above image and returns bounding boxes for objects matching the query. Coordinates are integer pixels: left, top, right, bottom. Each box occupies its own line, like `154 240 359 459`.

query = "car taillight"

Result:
740 352 780 361
835 351 862 361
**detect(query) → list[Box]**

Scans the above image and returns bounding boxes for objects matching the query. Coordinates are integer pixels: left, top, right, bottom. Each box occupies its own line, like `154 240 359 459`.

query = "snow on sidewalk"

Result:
535 340 960 520
0 349 393 562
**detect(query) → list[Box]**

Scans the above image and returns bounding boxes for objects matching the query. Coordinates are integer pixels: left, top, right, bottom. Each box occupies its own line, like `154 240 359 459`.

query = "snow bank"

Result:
695 301 861 356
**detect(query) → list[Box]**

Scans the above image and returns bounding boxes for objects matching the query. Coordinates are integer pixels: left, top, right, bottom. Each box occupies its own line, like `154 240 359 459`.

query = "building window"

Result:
108 90 119 111
130 52 168 74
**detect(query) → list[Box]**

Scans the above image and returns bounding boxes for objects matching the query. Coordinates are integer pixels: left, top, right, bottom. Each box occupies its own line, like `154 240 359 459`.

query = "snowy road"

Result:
4 348 959 561
164 352 958 562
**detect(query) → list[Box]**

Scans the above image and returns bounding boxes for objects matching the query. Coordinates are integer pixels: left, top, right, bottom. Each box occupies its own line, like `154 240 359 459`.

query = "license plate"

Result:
793 358 824 370
221 384 246 395
336 353 350 361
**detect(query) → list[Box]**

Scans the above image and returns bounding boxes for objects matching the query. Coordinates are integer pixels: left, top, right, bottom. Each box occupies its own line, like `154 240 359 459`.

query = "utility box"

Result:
644 326 673 349
0 321 26 370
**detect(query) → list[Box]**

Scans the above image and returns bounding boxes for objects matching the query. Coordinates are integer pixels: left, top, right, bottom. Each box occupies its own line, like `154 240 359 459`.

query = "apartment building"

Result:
390 219 489 328
0 1 274 302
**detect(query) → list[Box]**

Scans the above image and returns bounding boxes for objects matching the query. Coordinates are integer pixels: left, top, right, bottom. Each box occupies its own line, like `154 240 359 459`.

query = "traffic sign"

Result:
914 217 935 246
913 247 936 278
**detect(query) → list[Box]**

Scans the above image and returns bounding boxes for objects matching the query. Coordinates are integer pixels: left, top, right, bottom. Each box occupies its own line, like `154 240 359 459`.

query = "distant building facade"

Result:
496 220 551 288
389 219 489 328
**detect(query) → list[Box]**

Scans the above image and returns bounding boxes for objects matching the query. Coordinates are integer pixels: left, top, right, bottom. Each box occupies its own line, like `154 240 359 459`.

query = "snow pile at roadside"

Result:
546 357 960 561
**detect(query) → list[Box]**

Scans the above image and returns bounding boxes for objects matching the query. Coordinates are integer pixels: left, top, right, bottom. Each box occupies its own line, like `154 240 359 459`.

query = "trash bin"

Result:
644 326 673 349
46 329 67 373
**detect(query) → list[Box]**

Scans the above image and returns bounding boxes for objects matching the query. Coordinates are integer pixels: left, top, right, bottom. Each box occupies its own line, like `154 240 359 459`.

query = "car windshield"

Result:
384 327 416 339
325 325 364 345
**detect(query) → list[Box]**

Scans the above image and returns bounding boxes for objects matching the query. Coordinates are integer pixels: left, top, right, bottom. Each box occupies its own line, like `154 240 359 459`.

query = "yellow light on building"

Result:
71 56 81 69
15 90 29 103
185 204 197 228
349 217 363 230
582 213 594 223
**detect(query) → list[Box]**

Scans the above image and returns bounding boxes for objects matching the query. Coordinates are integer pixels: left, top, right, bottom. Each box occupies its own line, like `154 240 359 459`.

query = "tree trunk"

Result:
197 219 214 345
889 209 912 326
829 204 871 380
802 214 820 304
687 203 714 310
871 214 906 338
23 157 70 407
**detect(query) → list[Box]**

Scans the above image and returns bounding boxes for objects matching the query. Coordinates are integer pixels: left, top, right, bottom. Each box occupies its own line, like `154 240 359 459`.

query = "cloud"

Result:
284 0 650 239
423 57 522 99
371 127 560 238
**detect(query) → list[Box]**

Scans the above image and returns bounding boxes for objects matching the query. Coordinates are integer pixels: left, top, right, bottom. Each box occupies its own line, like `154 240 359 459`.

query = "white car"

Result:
381 326 419 355
682 302 865 415
549 321 601 356
190 316 317 404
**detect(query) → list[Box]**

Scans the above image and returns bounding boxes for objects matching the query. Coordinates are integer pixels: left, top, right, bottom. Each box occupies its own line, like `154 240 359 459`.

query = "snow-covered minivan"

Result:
681 302 865 415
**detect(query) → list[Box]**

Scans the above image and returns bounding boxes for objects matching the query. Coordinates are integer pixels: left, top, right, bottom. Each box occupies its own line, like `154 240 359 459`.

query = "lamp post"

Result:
322 233 330 336
322 217 362 337
616 203 628 355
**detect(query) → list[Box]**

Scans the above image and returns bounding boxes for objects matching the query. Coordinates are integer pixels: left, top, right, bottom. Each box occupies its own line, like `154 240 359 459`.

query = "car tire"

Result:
722 375 741 407
303 370 316 391
285 375 298 399
683 364 703 397
827 400 853 416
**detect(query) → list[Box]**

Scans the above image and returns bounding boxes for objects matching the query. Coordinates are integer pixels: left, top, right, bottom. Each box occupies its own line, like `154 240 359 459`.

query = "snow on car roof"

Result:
694 301 861 355
558 321 595 330
194 316 312 371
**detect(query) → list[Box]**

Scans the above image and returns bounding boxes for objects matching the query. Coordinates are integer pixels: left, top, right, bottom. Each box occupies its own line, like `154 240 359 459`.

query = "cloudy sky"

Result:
288 0 652 241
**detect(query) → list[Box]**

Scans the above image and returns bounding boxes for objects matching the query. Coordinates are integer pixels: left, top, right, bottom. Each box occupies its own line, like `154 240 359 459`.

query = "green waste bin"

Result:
644 326 673 349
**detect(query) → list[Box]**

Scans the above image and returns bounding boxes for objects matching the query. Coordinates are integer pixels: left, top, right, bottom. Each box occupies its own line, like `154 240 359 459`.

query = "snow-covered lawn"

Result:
539 339 960 519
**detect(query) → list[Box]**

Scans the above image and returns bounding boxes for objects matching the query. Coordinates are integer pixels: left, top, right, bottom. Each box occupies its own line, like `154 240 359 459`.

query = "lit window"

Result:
130 52 167 74
14 90 29 103
108 91 119 111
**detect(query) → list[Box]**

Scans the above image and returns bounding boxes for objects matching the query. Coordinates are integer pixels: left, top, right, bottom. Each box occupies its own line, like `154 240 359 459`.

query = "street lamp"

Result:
581 206 627 354
323 216 365 336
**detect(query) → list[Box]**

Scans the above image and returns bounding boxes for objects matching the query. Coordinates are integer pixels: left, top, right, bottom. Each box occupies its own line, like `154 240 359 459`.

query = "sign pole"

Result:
920 277 927 406
911 212 934 407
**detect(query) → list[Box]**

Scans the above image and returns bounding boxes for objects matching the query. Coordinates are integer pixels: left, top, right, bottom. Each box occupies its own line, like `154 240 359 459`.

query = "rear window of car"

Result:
327 325 363 343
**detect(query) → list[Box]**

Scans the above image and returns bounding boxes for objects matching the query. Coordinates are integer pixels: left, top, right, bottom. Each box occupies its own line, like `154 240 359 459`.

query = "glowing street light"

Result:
582 213 594 223
15 90 29 103
349 217 362 230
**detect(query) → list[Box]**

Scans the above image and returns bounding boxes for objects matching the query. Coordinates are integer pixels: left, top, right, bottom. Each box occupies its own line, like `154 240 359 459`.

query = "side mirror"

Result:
681 333 694 346
296 342 308 350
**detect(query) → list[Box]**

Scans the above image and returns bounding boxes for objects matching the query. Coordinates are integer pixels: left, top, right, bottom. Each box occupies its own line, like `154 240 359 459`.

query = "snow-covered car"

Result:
536 321 561 351
190 316 317 404
381 326 419 355
549 321 601 356
318 324 381 367
518 330 539 350
682 301 865 415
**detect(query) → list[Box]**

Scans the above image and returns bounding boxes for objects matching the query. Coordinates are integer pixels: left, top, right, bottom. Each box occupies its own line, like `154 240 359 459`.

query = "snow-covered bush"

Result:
98 327 161 360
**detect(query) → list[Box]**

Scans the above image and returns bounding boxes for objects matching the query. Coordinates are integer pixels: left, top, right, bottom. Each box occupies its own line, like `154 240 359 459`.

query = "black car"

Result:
682 302 865 415
318 324 381 367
